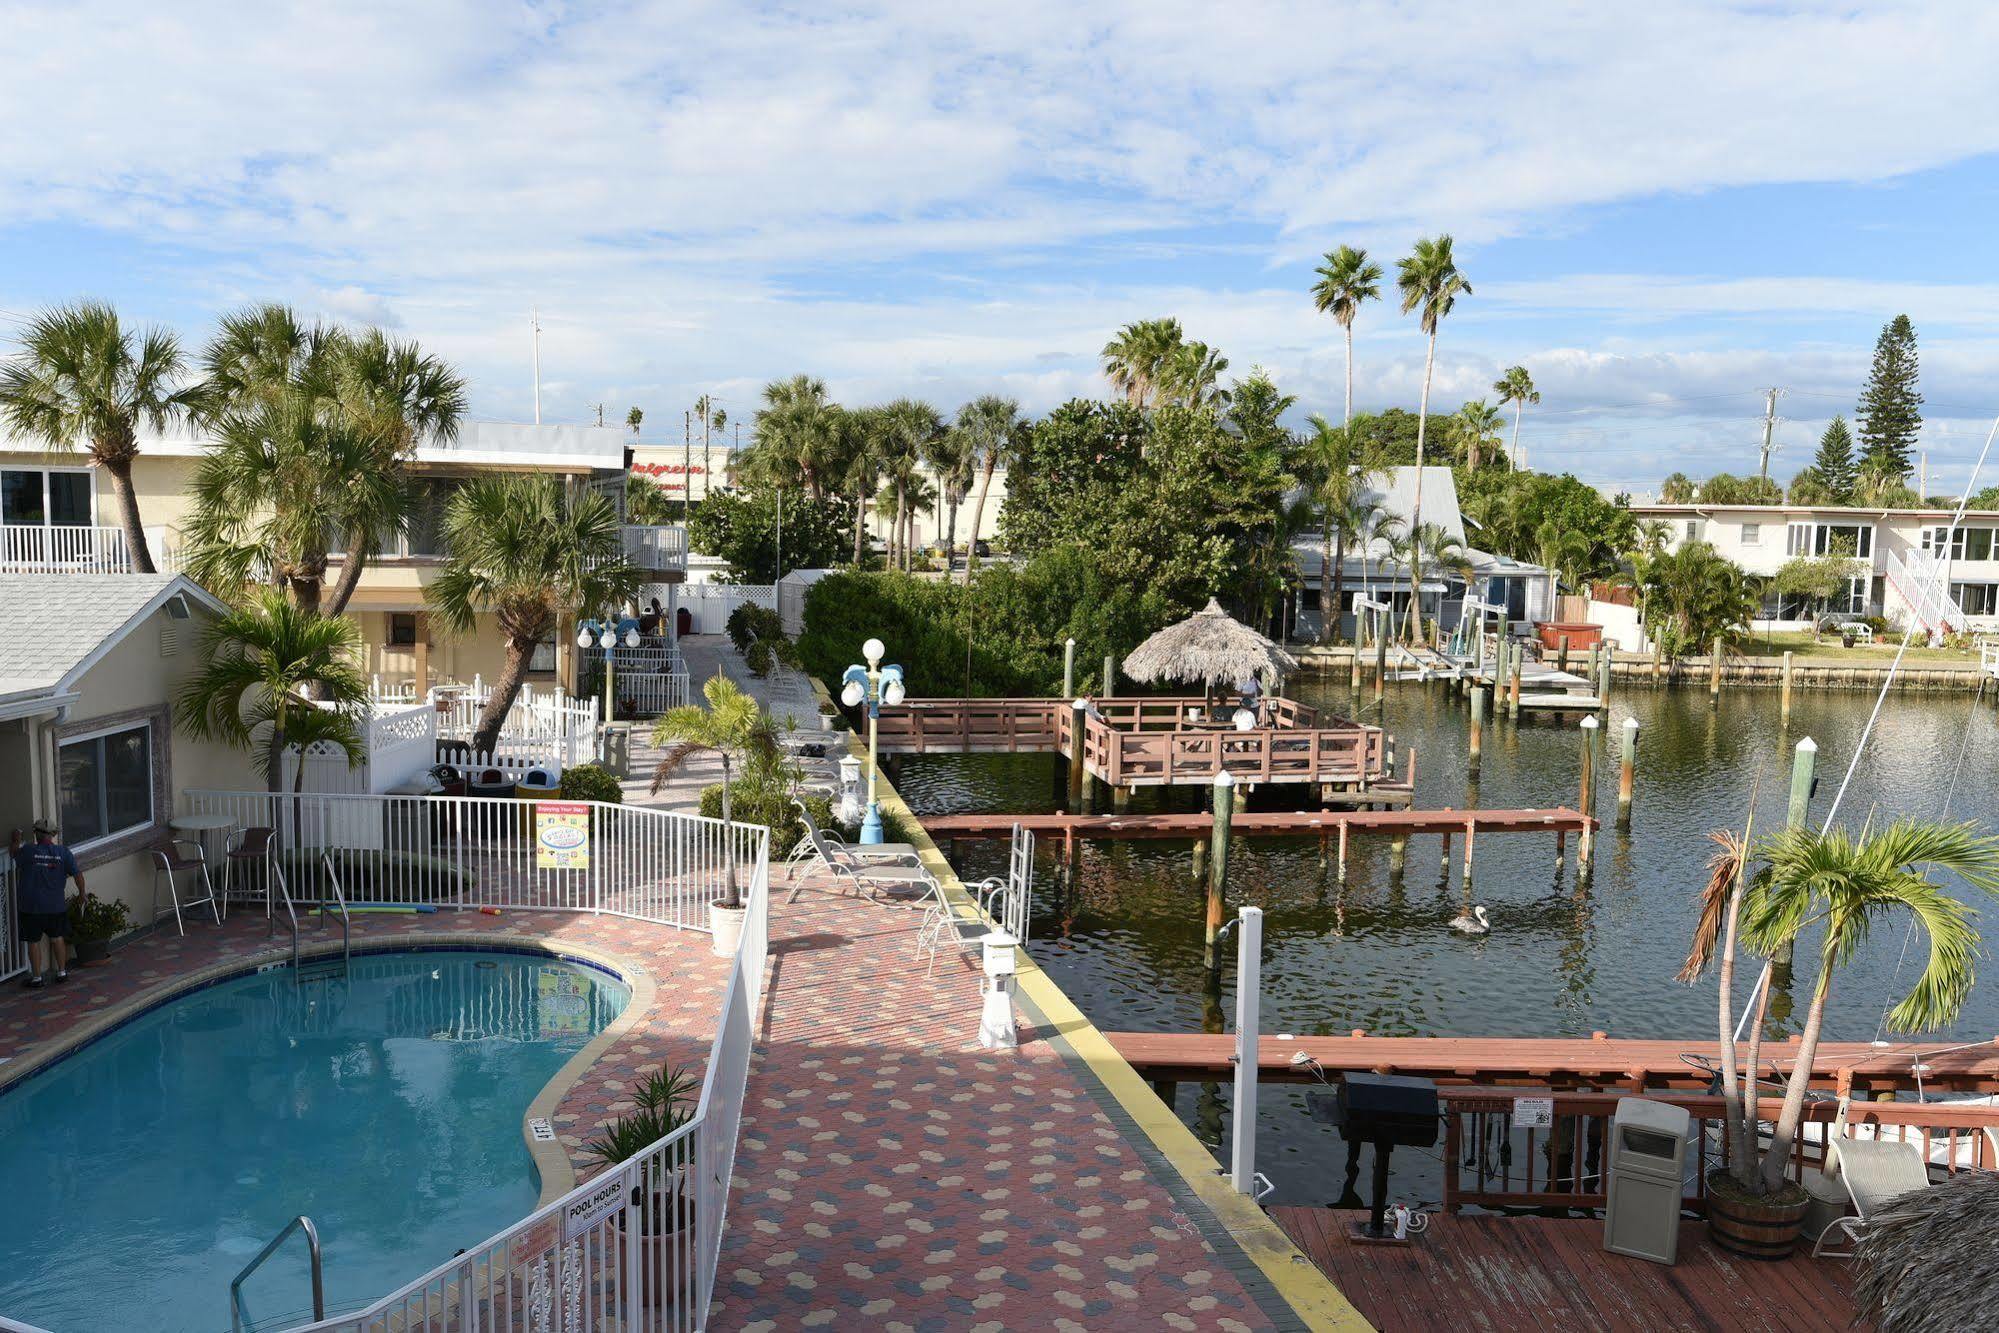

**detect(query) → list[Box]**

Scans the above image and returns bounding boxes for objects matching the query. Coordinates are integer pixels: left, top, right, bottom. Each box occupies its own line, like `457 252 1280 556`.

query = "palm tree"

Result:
747 375 838 499
1311 246 1384 429
176 590 367 795
0 302 200 573
322 329 465 616
954 395 1025 583
837 406 888 566
1452 399 1504 471
626 406 643 439
1493 365 1539 469
924 424 977 571
649 675 785 910
1396 236 1473 640
1687 818 1999 1199
1100 318 1183 408
1159 341 1231 409
1639 540 1754 657
1533 518 1592 593
427 476 643 754
881 399 943 570
1297 413 1388 642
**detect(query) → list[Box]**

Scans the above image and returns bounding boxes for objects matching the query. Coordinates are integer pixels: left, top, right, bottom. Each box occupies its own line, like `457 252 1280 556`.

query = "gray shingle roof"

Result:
0 575 218 694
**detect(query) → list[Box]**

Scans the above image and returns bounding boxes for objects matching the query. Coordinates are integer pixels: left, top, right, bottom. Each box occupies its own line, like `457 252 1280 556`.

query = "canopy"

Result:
1121 599 1298 689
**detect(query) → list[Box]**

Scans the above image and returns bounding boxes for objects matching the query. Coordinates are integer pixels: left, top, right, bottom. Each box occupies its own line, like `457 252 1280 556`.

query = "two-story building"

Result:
1628 500 1999 633
0 423 687 695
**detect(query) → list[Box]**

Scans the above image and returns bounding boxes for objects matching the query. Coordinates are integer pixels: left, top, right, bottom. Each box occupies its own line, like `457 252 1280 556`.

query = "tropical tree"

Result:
0 302 200 573
747 375 840 499
1159 340 1230 409
649 674 790 910
1856 315 1922 482
1639 539 1755 656
1660 472 1697 504
1810 414 1857 502
1493 365 1539 470
1396 236 1472 639
176 590 367 795
427 475 644 754
881 399 944 570
955 395 1026 583
1684 818 1999 1201
1533 517 1593 591
1297 412 1388 642
1311 245 1383 428
924 421 977 569
1100 318 1183 408
836 406 887 566
1452 398 1504 471
626 406 643 439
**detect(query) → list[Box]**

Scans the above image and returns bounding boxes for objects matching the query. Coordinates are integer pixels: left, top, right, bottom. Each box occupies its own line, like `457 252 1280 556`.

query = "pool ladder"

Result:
229 1214 324 1331
270 857 351 984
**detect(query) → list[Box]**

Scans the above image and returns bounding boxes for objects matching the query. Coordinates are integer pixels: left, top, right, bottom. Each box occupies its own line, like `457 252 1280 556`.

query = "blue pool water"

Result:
0 950 629 1332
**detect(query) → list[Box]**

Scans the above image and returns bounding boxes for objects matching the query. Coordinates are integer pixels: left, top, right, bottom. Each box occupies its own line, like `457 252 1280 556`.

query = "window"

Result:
1950 526 1995 562
1740 522 1761 545
58 723 154 848
1921 525 1950 555
1952 583 1999 617
388 613 419 647
1684 520 1699 541
1 468 94 527
529 637 557 673
1785 521 1872 559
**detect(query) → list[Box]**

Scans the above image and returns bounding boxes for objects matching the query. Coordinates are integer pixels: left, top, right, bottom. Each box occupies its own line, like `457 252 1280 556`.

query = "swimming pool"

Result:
0 949 630 1332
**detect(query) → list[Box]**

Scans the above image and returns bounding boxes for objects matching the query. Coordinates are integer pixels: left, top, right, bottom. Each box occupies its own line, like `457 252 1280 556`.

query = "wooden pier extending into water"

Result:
920 806 1590 841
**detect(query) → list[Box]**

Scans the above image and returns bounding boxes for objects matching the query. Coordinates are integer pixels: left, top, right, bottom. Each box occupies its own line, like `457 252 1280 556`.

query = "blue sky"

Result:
4 1 1999 495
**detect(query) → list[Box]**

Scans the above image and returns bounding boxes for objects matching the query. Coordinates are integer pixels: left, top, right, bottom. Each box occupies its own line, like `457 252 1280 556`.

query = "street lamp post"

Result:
576 616 640 719
840 637 905 844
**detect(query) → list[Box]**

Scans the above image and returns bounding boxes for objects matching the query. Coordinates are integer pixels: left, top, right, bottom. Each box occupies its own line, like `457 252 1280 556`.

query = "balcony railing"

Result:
622 524 688 574
0 524 183 575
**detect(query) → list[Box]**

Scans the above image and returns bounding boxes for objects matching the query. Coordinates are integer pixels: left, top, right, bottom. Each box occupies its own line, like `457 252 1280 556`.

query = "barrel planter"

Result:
1705 1171 1810 1259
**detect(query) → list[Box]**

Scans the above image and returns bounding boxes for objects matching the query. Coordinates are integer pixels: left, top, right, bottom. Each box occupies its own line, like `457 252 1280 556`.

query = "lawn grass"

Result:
1731 630 1978 663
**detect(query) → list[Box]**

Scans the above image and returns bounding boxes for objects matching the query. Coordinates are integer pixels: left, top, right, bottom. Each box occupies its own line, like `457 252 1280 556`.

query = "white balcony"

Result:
622 524 688 577
0 524 182 574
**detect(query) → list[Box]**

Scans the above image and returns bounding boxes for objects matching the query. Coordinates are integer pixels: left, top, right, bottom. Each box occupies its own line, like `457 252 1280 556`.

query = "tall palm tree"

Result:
837 406 888 566
954 395 1025 583
924 424 977 570
649 674 786 910
1297 412 1388 642
1310 245 1384 429
1493 365 1539 469
1159 341 1231 409
748 375 838 499
323 328 465 616
1533 518 1592 592
1396 235 1472 640
427 475 643 754
1100 318 1183 408
0 302 200 573
881 398 943 570
1452 399 1504 471
1688 818 1999 1197
176 590 367 795
626 406 643 439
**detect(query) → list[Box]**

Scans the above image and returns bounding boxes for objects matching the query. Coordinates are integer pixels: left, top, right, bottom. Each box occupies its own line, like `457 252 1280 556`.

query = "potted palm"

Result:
1682 816 1999 1257
584 1065 699 1306
68 892 132 964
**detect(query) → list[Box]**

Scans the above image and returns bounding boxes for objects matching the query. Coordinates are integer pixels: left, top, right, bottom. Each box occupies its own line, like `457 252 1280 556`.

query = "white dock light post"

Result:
979 930 1019 1049
841 638 904 844
1228 906 1265 1197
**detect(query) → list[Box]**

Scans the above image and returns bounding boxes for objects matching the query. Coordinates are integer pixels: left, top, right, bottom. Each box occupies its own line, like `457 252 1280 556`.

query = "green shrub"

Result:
699 781 833 855
558 763 623 804
726 603 786 653
745 639 776 677
69 892 132 942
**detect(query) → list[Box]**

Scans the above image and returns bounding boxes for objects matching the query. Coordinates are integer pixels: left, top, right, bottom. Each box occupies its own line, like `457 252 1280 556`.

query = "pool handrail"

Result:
230 1213 324 1332
271 872 300 974
319 854 352 979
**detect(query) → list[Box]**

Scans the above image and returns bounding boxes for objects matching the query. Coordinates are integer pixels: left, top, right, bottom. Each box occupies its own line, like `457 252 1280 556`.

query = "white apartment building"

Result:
1629 501 1999 633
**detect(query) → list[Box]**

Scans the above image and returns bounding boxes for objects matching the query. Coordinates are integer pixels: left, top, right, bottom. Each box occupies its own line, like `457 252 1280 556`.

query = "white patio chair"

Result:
1811 1137 1935 1258
916 876 1008 977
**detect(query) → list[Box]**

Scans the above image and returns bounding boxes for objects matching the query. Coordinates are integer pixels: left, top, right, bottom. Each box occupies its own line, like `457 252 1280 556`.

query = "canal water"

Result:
893 679 1999 1207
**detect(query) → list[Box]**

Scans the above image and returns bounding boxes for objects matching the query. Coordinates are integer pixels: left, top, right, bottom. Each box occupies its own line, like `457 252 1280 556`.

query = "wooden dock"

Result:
1271 1209 1855 1332
1105 1030 1999 1093
919 806 1592 841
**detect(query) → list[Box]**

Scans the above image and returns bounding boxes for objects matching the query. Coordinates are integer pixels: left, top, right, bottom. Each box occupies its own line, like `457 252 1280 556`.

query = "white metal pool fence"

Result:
29 790 778 1333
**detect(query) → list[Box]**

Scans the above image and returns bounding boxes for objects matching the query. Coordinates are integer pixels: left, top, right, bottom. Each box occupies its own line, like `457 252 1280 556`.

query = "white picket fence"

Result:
437 681 600 769
169 789 769 1332
280 700 440 796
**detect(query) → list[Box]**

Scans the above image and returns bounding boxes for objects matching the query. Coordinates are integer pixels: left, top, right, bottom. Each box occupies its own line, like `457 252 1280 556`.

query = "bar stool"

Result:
224 826 284 920
149 837 221 936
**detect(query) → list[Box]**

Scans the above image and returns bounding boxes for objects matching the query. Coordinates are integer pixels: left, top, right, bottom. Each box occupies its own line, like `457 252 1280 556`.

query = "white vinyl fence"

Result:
239 791 773 1333
437 682 601 769
281 700 440 796
678 583 775 635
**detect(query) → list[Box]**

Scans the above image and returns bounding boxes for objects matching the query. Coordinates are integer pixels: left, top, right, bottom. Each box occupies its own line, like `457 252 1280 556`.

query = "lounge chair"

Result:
789 804 939 906
1811 1137 1934 1258
788 798 921 865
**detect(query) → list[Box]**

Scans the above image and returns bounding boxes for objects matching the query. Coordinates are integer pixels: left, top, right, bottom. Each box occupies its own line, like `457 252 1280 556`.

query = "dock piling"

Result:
1336 821 1349 885
1229 905 1263 1195
1204 772 1235 969
1468 685 1486 775
1374 625 1387 705
1067 697 1087 811
1616 717 1638 829
1508 653 1523 720
1780 651 1794 725
1349 643 1361 694
1557 633 1570 674
1709 637 1724 703
1103 653 1116 699
1062 637 1075 699
1462 820 1477 898
1440 828 1453 876
1387 834 1407 882
1600 643 1614 707
1578 715 1598 872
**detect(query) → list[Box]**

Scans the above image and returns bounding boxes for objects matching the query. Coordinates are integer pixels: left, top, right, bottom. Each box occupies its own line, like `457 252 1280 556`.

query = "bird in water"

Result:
1449 904 1490 935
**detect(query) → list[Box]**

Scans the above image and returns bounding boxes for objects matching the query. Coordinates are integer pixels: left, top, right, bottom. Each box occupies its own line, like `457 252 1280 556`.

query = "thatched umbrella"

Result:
1854 1167 1998 1332
1122 598 1298 692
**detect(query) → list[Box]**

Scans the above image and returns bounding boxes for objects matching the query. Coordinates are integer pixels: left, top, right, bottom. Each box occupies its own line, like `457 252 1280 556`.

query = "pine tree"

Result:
1855 315 1922 481
1812 414 1857 502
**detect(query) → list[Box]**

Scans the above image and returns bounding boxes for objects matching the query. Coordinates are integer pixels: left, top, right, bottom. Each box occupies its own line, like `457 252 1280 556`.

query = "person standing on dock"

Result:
8 819 84 989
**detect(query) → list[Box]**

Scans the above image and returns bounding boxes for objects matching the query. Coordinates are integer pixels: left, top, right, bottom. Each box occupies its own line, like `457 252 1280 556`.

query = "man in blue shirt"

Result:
8 818 85 989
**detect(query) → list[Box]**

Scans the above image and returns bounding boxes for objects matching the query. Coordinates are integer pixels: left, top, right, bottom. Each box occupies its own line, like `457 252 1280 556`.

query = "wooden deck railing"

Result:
872 696 1386 786
1442 1088 1999 1214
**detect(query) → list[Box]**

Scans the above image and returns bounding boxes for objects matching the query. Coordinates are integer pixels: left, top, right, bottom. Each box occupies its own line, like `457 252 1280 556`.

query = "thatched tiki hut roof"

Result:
1122 598 1299 689
1854 1166 1999 1332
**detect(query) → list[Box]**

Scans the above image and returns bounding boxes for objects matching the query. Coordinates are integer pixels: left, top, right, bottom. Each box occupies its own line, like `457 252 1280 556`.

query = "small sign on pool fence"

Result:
535 801 592 871
562 1167 631 1242
1511 1096 1554 1130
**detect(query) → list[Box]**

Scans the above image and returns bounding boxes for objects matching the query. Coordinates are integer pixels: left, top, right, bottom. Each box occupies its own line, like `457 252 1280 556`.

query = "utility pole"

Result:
1757 387 1781 484
530 308 542 425
701 400 711 506
683 410 692 514
593 403 604 428
1919 451 1928 499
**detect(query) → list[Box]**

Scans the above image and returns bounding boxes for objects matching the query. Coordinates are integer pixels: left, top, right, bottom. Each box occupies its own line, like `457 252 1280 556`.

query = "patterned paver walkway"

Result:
712 871 1282 1331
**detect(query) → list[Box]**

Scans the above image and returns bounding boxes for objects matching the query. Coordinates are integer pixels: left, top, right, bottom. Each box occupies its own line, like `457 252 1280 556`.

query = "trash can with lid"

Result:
1602 1097 1692 1265
518 766 559 795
